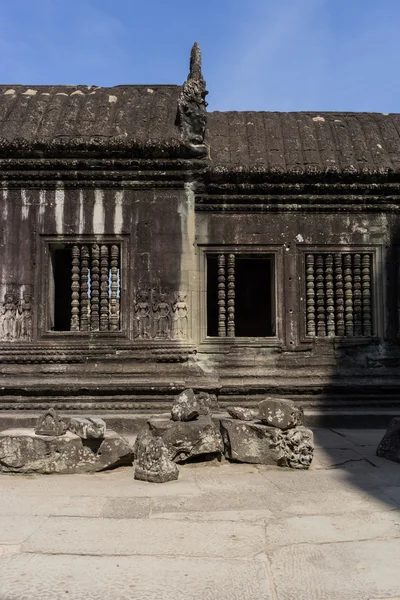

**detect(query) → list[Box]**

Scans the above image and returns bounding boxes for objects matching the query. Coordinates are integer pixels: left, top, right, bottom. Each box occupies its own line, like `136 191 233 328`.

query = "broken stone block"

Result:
68 417 106 439
134 433 179 483
0 428 134 474
135 414 224 463
171 388 201 421
258 397 304 430
220 418 314 469
377 417 400 462
227 406 259 421
34 408 68 436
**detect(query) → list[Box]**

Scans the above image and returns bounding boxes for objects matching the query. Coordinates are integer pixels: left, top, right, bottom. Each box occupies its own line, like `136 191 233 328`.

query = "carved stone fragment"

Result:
195 391 217 413
171 388 201 421
0 428 134 474
226 406 259 421
134 432 179 483
376 417 400 462
68 417 106 440
258 397 304 430
220 418 314 469
135 415 223 463
34 408 68 437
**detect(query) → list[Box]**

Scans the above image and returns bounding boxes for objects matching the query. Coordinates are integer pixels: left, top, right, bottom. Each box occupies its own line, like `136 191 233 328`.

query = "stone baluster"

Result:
70 245 80 331
109 245 120 331
344 254 354 336
334 253 345 336
227 254 235 337
325 254 335 337
362 254 372 336
100 245 109 331
353 254 362 336
316 254 326 337
218 254 226 337
90 244 100 331
306 254 316 336
80 245 90 331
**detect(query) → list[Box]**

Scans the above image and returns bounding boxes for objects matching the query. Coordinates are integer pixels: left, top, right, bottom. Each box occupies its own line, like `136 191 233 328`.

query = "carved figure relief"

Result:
172 291 188 340
0 286 32 342
18 291 33 341
152 293 171 339
132 290 189 341
134 291 151 339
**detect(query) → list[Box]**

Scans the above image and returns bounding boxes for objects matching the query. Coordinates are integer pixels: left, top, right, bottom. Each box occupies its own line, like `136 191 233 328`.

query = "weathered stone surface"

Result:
135 415 223 463
134 433 179 483
0 428 134 474
258 397 304 430
68 417 106 440
171 389 202 422
34 408 67 437
376 417 400 462
220 418 314 469
227 406 259 421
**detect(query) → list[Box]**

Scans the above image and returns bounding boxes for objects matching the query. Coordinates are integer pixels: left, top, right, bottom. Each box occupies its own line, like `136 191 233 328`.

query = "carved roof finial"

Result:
178 42 208 154
189 42 203 82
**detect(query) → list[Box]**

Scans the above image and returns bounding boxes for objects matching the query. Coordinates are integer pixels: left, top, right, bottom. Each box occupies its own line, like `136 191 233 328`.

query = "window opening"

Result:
50 243 121 332
305 253 372 337
207 254 275 338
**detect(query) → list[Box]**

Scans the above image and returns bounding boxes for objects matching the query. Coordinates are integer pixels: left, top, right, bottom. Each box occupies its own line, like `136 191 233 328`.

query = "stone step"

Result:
0 408 399 433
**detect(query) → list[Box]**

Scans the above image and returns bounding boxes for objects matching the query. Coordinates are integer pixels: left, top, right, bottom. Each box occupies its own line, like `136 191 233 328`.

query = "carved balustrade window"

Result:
305 252 372 337
49 243 121 332
207 253 275 338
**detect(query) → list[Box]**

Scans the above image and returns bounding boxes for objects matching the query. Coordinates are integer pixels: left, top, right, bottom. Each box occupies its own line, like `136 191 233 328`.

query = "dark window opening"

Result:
52 248 72 331
207 254 275 338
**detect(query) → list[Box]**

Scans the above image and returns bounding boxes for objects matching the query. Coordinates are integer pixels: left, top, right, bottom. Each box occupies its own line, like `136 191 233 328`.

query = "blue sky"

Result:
1 0 400 112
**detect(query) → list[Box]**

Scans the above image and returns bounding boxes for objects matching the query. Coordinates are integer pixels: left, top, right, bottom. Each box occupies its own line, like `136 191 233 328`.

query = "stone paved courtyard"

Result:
0 428 399 600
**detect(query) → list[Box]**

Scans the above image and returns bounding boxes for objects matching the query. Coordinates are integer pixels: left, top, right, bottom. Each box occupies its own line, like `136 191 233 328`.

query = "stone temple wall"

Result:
1 173 400 415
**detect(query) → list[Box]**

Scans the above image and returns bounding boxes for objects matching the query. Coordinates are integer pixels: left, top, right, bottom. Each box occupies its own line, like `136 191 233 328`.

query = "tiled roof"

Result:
0 85 182 144
207 111 400 174
2 84 400 174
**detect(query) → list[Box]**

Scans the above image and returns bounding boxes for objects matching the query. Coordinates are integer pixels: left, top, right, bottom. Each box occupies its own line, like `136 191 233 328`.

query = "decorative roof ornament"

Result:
178 42 208 155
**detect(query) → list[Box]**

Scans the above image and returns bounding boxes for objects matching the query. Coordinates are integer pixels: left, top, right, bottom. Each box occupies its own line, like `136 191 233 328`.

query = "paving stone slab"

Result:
0 516 45 544
23 516 266 558
150 509 275 522
0 493 106 518
264 510 400 547
0 554 273 600
100 497 151 519
269 539 400 600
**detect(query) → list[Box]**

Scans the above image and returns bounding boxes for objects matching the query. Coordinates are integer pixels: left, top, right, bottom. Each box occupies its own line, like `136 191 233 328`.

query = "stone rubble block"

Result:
0 428 134 474
227 406 259 421
134 433 179 484
377 417 400 462
258 397 304 430
135 415 224 463
220 418 314 469
68 417 106 439
171 388 210 422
